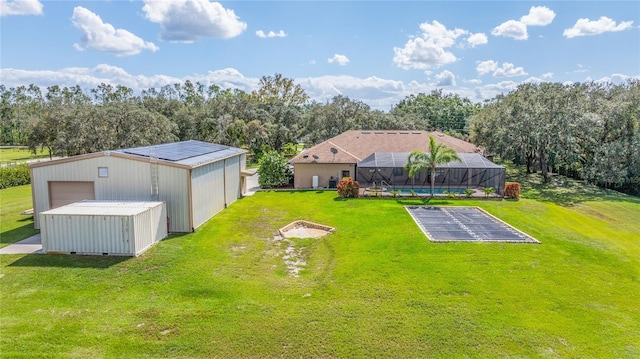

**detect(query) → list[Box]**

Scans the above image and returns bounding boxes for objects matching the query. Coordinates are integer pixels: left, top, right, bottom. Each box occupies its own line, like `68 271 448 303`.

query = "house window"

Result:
341 170 350 178
98 167 109 178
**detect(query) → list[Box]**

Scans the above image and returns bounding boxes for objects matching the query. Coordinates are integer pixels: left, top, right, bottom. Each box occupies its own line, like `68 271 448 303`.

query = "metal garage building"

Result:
30 140 248 233
40 201 168 256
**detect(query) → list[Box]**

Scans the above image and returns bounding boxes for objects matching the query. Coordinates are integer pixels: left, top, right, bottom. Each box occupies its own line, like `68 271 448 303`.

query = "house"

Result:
30 140 250 233
290 130 505 194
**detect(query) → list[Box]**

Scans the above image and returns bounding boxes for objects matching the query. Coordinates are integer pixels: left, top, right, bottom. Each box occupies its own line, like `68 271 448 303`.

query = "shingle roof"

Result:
291 130 481 164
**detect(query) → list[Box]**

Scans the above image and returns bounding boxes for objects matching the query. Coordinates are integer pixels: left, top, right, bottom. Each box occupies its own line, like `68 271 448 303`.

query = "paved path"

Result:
0 234 42 254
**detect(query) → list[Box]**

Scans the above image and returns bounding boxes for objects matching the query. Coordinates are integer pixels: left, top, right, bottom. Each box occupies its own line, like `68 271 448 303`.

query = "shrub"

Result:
464 188 473 198
257 150 292 188
504 182 521 199
337 177 359 198
483 187 496 198
0 163 31 189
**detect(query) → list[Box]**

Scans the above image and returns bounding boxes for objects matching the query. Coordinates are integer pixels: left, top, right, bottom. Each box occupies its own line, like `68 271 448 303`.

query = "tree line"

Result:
1 74 638 195
470 80 640 195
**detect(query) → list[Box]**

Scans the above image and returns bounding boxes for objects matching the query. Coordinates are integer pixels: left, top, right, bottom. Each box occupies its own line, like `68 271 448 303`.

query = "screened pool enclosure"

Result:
355 152 506 195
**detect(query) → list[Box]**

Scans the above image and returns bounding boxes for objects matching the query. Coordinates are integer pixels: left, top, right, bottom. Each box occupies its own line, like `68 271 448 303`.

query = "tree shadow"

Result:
506 169 640 206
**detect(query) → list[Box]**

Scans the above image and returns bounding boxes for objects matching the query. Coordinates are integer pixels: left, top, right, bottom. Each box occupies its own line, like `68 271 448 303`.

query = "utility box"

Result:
40 201 167 256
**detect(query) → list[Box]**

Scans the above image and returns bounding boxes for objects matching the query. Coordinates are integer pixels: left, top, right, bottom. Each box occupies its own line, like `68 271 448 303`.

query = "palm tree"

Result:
404 136 461 197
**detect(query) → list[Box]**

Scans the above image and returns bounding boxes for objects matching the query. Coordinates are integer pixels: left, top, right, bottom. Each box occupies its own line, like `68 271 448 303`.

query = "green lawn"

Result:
0 147 50 165
0 185 37 248
1 180 639 358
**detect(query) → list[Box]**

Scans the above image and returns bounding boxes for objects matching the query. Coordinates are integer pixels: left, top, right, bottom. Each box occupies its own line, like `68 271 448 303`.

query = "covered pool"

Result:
406 206 539 243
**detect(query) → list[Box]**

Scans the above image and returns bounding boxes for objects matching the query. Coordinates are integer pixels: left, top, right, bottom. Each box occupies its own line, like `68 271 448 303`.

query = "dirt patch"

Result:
279 220 334 239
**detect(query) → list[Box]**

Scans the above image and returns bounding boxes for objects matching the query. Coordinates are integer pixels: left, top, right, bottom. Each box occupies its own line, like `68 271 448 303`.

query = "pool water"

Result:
388 188 470 195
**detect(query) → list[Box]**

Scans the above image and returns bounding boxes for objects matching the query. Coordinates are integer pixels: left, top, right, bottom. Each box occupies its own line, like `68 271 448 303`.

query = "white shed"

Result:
30 140 249 233
40 201 167 256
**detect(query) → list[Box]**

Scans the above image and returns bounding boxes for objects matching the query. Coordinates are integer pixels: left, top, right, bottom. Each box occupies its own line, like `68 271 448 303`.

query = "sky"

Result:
1 0 639 111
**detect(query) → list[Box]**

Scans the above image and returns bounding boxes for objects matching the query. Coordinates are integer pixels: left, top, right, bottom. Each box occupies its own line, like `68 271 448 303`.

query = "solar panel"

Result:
121 141 226 162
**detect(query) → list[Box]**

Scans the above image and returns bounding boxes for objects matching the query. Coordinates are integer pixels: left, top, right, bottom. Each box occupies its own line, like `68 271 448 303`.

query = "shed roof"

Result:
357 152 503 169
41 200 164 216
30 140 246 169
291 130 481 164
116 140 245 167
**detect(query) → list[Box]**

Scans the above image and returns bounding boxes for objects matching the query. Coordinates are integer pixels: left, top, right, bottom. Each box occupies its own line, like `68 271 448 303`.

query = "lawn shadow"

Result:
507 170 640 206
0 223 38 246
8 253 129 268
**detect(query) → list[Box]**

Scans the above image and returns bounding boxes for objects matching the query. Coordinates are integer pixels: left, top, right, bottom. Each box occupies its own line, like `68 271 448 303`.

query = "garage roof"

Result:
117 140 245 167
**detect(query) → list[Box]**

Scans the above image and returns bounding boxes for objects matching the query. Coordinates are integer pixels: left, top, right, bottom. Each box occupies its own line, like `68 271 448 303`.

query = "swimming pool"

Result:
387 188 470 195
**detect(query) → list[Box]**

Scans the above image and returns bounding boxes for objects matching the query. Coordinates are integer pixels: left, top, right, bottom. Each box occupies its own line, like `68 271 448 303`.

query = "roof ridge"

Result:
328 140 362 162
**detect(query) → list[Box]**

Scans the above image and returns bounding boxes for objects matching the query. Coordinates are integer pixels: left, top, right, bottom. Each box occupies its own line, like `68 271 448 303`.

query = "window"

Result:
392 167 404 176
341 170 350 178
98 167 109 178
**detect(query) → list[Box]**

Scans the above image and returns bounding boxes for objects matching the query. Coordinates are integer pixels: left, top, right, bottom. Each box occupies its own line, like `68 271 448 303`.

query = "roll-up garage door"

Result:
48 181 95 209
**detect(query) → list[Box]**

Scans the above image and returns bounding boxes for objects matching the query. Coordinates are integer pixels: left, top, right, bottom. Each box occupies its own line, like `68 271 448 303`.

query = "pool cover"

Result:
406 206 539 243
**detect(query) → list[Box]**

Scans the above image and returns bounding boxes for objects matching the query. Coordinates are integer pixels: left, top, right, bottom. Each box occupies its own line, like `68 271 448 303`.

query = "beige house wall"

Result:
294 163 356 189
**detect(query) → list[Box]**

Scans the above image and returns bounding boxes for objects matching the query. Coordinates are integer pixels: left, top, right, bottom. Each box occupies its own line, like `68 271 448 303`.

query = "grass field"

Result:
0 147 50 165
0 185 37 248
1 177 639 358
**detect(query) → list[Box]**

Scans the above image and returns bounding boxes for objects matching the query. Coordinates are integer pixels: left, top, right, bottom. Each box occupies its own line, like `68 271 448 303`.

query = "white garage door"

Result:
48 181 95 209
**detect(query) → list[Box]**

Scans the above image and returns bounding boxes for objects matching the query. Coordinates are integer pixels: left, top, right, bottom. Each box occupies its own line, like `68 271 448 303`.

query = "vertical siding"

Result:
40 214 133 255
40 202 167 256
31 155 189 231
191 161 226 229
224 156 241 207
157 165 190 232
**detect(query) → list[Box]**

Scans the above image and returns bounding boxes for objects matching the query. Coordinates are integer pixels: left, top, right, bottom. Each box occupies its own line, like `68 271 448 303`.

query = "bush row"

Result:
0 163 31 189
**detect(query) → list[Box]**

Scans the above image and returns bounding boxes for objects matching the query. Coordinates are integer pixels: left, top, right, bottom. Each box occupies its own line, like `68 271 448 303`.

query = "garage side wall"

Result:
157 165 190 232
191 160 226 230
224 156 241 206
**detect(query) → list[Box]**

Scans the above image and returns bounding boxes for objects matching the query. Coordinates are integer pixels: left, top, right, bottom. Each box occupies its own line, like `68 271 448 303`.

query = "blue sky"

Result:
1 0 638 110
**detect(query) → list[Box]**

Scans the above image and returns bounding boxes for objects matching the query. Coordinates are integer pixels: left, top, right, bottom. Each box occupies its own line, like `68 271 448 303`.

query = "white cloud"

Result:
2 66 637 111
142 0 247 42
256 30 287 38
328 54 350 66
491 20 528 40
492 6 555 41
563 16 634 38
476 60 498 76
72 7 159 57
476 60 527 77
435 70 456 86
0 0 42 16
520 6 556 26
541 72 553 79
393 20 468 70
466 33 488 47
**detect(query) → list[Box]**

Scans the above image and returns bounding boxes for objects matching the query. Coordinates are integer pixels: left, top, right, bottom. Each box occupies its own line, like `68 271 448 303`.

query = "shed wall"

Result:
224 156 241 207
31 156 190 231
40 202 167 256
191 161 226 229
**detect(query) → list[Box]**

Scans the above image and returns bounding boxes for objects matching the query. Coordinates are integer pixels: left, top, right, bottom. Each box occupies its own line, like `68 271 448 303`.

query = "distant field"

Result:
1 177 639 358
0 147 50 165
